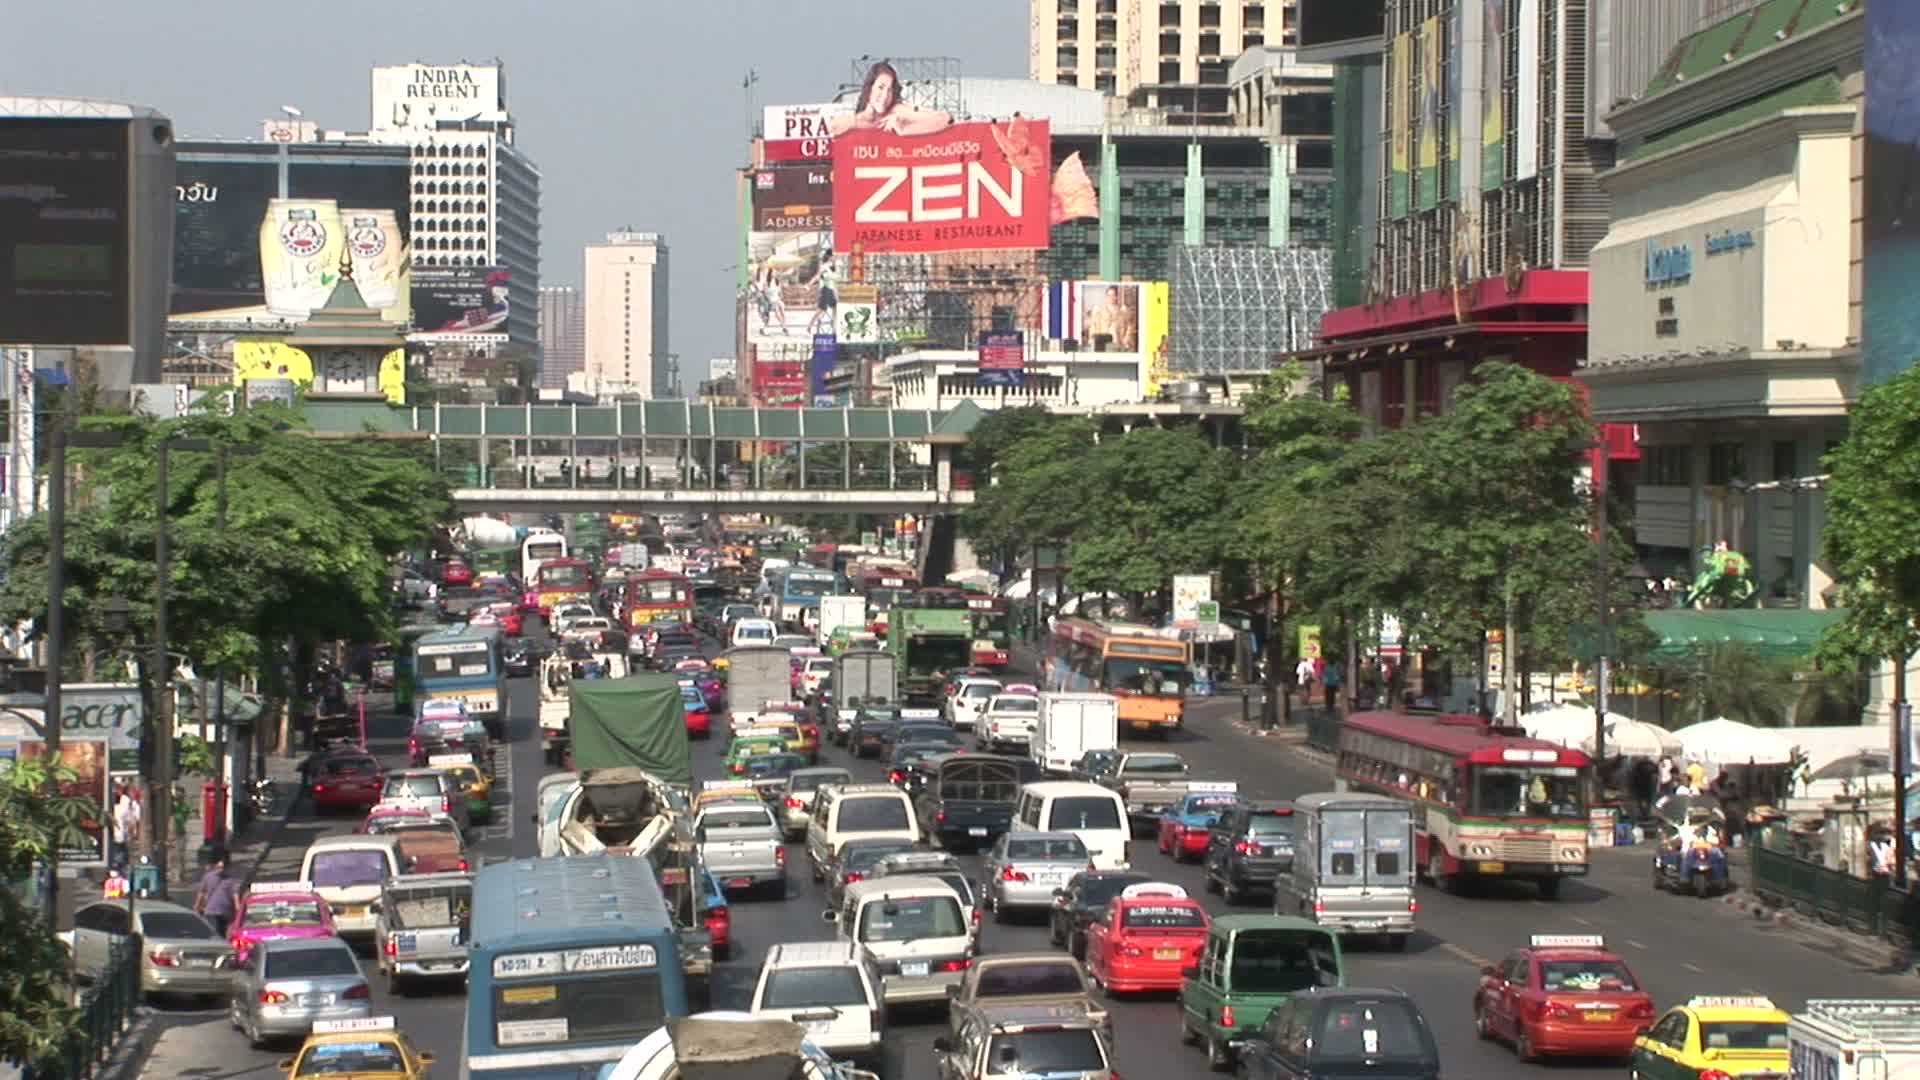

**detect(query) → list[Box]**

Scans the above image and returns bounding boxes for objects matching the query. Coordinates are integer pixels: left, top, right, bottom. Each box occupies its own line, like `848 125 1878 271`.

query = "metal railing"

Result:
21 935 141 1080
1750 830 1920 946
1303 705 1342 752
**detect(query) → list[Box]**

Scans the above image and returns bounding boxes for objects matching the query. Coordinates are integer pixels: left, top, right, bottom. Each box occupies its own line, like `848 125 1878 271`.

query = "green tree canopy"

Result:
0 756 107 1062
1818 363 1920 673
1066 425 1238 596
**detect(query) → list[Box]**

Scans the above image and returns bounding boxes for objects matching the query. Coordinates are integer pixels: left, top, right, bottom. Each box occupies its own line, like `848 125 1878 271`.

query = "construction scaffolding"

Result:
859 251 1046 350
1170 245 1334 374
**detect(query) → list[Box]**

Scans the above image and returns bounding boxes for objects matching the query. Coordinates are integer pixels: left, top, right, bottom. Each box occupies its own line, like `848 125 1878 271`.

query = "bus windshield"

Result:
418 643 492 680
634 579 687 604
785 575 834 598
906 639 971 676
865 587 912 610
1468 765 1586 819
492 972 666 1047
975 610 1010 643
1105 658 1189 694
539 563 589 589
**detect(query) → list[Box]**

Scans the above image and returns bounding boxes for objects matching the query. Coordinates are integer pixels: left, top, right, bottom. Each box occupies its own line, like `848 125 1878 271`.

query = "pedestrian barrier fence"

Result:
1750 826 1920 947
1304 705 1342 752
19 935 141 1080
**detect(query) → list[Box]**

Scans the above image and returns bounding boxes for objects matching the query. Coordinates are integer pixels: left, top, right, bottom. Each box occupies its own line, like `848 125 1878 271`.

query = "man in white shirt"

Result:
111 784 141 870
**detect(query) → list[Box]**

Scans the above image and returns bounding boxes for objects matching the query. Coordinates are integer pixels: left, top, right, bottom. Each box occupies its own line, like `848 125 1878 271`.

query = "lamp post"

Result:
275 105 303 200
210 445 262 841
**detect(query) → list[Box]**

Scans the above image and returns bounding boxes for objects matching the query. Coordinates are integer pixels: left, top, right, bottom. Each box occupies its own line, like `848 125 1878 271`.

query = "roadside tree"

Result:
1817 363 1920 686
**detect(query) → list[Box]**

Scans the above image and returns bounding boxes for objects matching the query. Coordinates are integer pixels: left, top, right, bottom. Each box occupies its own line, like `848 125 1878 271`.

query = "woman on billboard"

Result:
828 60 952 138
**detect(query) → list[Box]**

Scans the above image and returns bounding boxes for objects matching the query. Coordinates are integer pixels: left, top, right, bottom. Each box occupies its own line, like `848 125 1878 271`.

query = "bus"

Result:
529 558 594 620
965 593 1011 670
464 855 687 1078
851 561 918 638
1334 710 1592 899
1042 617 1190 737
623 568 693 629
519 531 566 585
771 566 838 628
413 625 508 740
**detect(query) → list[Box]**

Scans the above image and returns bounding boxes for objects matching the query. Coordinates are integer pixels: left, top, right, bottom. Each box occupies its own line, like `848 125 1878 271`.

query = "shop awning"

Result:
1639 608 1846 662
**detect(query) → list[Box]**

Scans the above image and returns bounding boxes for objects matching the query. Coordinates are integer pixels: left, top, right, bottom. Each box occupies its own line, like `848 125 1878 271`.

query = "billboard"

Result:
1865 0 1920 384
413 265 510 337
835 282 880 344
1296 0 1385 47
0 118 131 346
233 341 406 404
1389 33 1412 218
1172 574 1213 626
978 330 1025 388
1141 281 1171 398
372 64 506 131
17 738 109 866
753 350 808 406
811 333 837 405
1416 17 1441 212
1481 0 1507 191
746 230 839 345
1041 281 1143 352
763 103 852 163
833 117 1053 254
1515 0 1541 182
752 164 833 231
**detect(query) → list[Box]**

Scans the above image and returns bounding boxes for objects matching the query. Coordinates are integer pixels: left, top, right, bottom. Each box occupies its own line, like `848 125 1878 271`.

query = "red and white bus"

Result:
964 593 1010 669
1335 711 1592 899
527 557 594 619
622 568 693 629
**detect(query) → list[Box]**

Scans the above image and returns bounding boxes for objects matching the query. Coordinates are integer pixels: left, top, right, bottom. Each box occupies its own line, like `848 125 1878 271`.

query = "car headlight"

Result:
1560 846 1584 862
1468 843 1494 858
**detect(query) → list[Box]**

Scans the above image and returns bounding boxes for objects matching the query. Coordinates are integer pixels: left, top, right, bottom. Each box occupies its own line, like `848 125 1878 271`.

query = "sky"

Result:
0 0 1026 385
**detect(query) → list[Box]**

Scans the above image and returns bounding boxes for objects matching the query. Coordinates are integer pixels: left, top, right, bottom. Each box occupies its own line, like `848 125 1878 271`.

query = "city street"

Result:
136 666 1920 1079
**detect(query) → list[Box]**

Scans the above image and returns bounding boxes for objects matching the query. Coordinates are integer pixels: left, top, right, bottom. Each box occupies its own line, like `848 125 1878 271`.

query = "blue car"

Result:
1156 784 1243 863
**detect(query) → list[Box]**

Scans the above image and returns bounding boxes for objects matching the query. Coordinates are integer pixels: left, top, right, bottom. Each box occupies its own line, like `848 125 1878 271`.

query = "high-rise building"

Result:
583 232 671 398
1029 0 1296 98
537 285 584 390
364 63 541 347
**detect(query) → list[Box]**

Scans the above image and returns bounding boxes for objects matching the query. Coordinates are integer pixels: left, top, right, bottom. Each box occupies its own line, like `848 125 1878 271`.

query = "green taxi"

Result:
826 626 880 657
722 735 790 777
1177 914 1345 1071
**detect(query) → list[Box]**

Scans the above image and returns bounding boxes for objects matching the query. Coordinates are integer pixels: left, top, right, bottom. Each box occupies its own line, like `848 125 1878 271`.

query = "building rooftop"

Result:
1640 0 1861 100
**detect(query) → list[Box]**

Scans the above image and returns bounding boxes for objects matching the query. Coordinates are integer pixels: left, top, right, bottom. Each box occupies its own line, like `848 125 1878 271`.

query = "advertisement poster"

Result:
762 103 853 163
1515 0 1541 182
233 341 406 404
977 330 1025 388
746 230 840 345
0 118 130 347
835 283 879 344
1864 0 1920 384
1448 3 1463 198
1298 625 1324 663
1141 280 1171 397
752 165 833 231
1417 16 1442 212
1481 0 1506 191
1041 281 1142 352
1172 574 1213 626
753 351 808 407
17 738 109 866
810 333 837 405
413 265 509 337
1389 33 1412 218
372 64 506 132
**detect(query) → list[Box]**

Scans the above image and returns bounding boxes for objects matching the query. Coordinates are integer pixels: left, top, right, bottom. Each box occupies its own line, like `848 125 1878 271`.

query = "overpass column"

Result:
934 443 952 495
478 436 489 488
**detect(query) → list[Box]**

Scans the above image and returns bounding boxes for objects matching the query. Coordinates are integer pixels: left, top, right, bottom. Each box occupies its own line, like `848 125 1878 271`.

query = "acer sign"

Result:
833 119 1053 254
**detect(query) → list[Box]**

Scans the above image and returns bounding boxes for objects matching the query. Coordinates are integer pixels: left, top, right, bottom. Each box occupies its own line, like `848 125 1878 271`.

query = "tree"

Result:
0 756 103 1064
1656 644 1800 728
1817 364 1920 678
959 414 1097 566
1067 426 1238 598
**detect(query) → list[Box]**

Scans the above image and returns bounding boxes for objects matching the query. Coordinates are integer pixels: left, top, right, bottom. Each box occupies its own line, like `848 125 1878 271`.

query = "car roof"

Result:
792 767 853 780
386 768 444 779
1208 913 1337 935
1020 781 1122 798
827 784 907 798
259 935 356 954
765 940 866 967
88 898 196 917
306 834 402 853
968 1001 1103 1030
844 875 963 902
1526 946 1623 963
1006 831 1086 845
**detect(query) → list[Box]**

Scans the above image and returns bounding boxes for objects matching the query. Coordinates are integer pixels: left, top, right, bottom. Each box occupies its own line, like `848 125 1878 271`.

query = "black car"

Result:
1232 988 1441 1080
501 639 543 678
1203 801 1298 904
828 837 919 908
743 751 810 797
885 742 949 796
878 721 963 761
848 706 901 759
1048 870 1153 960
1070 748 1123 784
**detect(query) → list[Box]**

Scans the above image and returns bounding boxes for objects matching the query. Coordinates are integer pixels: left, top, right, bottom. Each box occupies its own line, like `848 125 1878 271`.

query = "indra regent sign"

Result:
1644 239 1693 287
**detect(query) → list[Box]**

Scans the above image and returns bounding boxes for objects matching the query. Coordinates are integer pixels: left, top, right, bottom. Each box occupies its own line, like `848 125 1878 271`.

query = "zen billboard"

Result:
833 117 1052 254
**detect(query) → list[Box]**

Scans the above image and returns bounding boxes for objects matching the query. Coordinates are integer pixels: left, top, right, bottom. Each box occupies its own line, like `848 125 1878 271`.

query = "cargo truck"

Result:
1032 692 1119 776
887 606 973 706
817 595 868 647
1791 998 1920 1080
830 649 898 743
723 645 795 731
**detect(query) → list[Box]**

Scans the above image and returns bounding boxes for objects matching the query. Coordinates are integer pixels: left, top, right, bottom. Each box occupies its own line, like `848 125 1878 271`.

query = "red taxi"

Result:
678 682 713 739
1473 933 1655 1061
1082 882 1210 995
487 601 524 636
229 881 337 966
310 752 385 814
441 558 473 586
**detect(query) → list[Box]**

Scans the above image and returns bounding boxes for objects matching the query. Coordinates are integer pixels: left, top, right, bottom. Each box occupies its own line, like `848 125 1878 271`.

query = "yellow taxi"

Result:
1628 995 1790 1080
281 1017 435 1079
692 780 766 815
428 753 493 824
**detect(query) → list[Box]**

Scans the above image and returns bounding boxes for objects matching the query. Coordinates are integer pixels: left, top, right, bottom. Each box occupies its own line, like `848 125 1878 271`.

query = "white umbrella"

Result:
1584 717 1683 759
1671 717 1792 767
1520 705 1597 748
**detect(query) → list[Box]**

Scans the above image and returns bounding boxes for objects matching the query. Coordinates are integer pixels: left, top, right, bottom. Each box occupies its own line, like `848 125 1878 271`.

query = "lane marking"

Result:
1625 940 1648 950
1683 962 1704 974
1440 942 1491 969
1572 916 1593 926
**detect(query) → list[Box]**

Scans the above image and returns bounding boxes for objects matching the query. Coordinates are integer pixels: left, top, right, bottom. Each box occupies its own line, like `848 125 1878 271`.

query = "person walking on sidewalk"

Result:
110 782 141 872
1321 662 1343 713
193 852 238 937
1295 657 1315 708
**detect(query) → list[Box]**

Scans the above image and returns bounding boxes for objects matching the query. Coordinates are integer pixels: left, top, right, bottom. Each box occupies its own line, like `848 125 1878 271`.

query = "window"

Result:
1228 932 1338 993
978 964 1085 997
761 966 869 1009
1311 999 1433 1066
296 1043 406 1075
1708 442 1746 485
1046 797 1122 831
387 776 443 797
1007 836 1089 860
308 851 389 888
265 946 359 979
1540 960 1638 992
857 895 965 941
242 901 324 929
1700 1021 1788 1051
1123 903 1207 930
984 1030 1106 1073
141 911 216 939
1772 439 1799 482
1641 445 1691 486
493 972 665 1046
838 797 910 832
1468 766 1585 819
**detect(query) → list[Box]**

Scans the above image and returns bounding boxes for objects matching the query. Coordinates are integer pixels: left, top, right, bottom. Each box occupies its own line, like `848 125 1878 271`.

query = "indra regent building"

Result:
1579 1 1863 610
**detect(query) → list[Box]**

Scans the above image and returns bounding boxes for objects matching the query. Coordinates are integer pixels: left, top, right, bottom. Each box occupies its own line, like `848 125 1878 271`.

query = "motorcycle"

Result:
1650 793 1731 897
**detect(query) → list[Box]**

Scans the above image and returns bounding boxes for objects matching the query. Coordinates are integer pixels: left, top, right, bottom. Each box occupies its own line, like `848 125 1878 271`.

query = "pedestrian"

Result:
1295 656 1315 705
110 782 142 872
1870 831 1896 878
1686 758 1707 792
1658 756 1675 794
1322 661 1343 713
194 852 238 936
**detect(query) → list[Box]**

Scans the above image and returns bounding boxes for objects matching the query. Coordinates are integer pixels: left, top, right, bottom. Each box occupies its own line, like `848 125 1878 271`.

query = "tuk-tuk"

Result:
1177 915 1345 1070
1275 792 1416 949
1650 793 1730 897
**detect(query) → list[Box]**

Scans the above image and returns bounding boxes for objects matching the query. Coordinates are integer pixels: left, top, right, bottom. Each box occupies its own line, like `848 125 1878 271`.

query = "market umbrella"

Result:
1522 705 1633 749
1583 717 1683 759
1811 751 1892 782
1672 717 1793 767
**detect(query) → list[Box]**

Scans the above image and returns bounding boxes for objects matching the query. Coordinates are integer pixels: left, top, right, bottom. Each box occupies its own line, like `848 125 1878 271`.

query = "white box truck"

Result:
1790 998 1920 1080
1032 692 1119 775
817 595 868 646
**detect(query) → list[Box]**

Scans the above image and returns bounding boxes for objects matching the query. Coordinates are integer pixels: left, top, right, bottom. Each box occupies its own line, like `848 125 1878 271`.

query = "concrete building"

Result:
882 347 1152 411
1029 0 1296 97
537 285 584 390
582 232 671 398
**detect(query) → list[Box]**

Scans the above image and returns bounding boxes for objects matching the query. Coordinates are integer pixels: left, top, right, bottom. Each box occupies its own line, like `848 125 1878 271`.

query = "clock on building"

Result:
319 349 370 392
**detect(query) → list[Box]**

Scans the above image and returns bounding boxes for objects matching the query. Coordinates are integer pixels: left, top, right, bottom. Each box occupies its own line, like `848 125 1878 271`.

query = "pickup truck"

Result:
373 871 472 994
537 653 571 765
694 801 788 901
1097 751 1193 830
942 951 1110 1038
915 753 1041 854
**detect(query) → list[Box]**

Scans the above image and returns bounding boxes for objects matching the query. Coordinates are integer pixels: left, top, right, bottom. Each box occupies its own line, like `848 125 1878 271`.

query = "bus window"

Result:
1470 767 1584 819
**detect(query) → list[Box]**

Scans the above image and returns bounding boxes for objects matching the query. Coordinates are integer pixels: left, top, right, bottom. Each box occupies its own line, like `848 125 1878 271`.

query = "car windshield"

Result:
1700 1022 1789 1051
843 842 917 872
1230 931 1341 994
747 756 805 778
265 946 359 979
893 746 943 766
1105 659 1189 693
737 626 773 641
977 964 1085 997
1123 904 1207 930
702 809 773 831
1007 836 1089 861
898 725 955 742
1079 875 1150 908
791 773 847 793
1309 1000 1434 1065
990 697 1039 714
324 758 379 778
1046 797 1123 831
296 1043 406 1075
242 901 324 928
839 798 910 832
1541 960 1638 992
761 966 869 1010
857 895 965 942
1124 755 1185 775
985 1030 1106 1073
1469 765 1586 819
308 851 388 888
385 776 442 797
142 912 217 939
1249 816 1296 838
962 684 999 699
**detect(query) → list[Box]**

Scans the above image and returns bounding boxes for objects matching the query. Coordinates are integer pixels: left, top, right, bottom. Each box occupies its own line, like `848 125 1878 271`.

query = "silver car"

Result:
779 767 852 840
66 899 229 999
980 832 1092 921
225 936 372 1047
873 851 981 941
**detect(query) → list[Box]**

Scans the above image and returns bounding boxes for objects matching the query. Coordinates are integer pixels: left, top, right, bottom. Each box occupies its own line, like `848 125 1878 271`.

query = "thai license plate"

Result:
183 956 213 967
728 877 752 889
300 993 330 1006
1582 1011 1612 1023
345 906 367 918
804 1020 833 1034
968 827 988 837
394 934 417 955
899 960 930 977
1479 861 1506 874
1351 920 1382 930
1154 948 1182 960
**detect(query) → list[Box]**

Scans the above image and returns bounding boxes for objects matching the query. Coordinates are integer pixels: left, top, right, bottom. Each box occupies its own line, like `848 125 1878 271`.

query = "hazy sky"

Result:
1 0 1025 384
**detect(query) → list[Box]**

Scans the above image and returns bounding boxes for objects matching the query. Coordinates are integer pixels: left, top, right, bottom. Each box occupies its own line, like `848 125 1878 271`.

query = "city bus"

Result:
519 531 567 585
529 558 594 620
413 625 508 740
852 561 918 638
773 566 837 628
1334 710 1592 899
1042 617 1190 737
623 568 693 629
463 854 687 1078
964 592 1011 670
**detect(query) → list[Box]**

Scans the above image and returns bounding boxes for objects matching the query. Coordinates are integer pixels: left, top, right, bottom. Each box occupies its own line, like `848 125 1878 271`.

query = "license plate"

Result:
1154 948 1182 960
968 827 988 837
394 934 417 954
1350 920 1382 929
183 956 213 967
804 1020 833 1034
300 993 331 1006
1479 861 1505 874
728 877 752 889
345 906 367 918
1582 1011 1612 1023
899 960 930 977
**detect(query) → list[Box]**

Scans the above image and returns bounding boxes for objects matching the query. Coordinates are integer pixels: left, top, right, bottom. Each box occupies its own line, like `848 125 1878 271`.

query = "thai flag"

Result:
1043 281 1080 341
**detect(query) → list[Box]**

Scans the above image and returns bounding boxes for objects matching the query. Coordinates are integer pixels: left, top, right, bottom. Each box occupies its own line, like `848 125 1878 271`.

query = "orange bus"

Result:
1042 617 1189 737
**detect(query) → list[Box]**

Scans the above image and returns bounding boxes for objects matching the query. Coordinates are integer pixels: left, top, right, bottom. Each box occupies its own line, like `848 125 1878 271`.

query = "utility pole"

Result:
42 417 66 928
152 441 174 896
1593 459 1612 762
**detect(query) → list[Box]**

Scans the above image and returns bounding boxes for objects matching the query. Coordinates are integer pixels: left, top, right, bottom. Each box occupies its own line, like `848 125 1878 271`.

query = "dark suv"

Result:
1204 801 1297 904
1231 988 1441 1079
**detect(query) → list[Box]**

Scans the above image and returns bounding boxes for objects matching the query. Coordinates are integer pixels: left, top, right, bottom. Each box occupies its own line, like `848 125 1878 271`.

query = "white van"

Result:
298 834 403 938
750 941 885 1063
1010 782 1131 871
827 876 972 1005
732 618 779 648
805 784 921 883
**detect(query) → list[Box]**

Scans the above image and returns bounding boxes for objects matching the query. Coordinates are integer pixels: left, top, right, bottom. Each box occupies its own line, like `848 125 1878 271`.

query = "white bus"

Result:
520 531 568 583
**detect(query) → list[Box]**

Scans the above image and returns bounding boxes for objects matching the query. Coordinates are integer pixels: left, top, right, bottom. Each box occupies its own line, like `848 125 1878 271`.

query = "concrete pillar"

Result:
1268 142 1290 248
1099 133 1121 281
1184 143 1205 246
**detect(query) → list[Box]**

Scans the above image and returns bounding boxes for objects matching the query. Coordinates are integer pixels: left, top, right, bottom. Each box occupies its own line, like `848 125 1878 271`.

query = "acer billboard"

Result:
833 117 1052 254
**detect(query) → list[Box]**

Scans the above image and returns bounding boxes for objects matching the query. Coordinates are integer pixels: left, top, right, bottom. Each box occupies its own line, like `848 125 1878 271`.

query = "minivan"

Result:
298 834 404 939
805 783 921 885
827 876 972 1005
1011 782 1131 870
749 940 885 1064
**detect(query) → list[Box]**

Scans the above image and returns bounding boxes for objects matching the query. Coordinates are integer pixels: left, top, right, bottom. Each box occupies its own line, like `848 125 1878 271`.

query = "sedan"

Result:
66 899 229 1000
879 722 963 762
308 754 385 815
886 743 949 797
226 937 373 1048
1048 870 1154 961
679 685 713 739
828 837 920 910
980 831 1094 923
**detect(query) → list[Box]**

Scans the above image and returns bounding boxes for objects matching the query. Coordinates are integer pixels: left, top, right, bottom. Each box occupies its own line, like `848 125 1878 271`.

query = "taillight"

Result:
384 938 397 956
1119 943 1144 957
972 907 982 926
889 770 903 783
1408 896 1419 913
342 984 371 1000
313 783 327 794
935 810 948 824
1220 1004 1236 1029
1001 866 1030 882
775 846 787 867
939 958 971 972
441 797 451 813
785 797 804 809
843 872 864 885
1234 840 1256 855
458 859 469 871
1313 898 1325 917
1122 841 1132 865
706 908 730 940
258 990 289 1005
148 950 177 967
1628 1002 1655 1020
1698 1071 1733 1080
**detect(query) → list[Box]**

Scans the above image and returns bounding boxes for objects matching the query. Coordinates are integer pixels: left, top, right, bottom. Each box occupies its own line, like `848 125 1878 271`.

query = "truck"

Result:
542 674 692 858
831 649 898 742
723 645 794 729
1097 751 1193 828
1276 792 1416 946
692 793 788 900
915 753 1040 854
1790 999 1920 1080
1031 692 1119 776
538 652 572 764
372 870 473 994
817 595 868 647
887 606 974 706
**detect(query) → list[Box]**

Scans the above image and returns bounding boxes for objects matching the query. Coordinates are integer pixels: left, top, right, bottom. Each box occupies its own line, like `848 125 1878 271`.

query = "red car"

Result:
1473 934 1655 1061
441 559 473 586
309 753 385 814
229 882 337 966
1082 882 1210 994
680 686 713 739
488 602 524 636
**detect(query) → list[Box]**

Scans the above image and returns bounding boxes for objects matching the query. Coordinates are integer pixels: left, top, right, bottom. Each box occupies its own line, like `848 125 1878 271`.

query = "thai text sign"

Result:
833 120 1052 254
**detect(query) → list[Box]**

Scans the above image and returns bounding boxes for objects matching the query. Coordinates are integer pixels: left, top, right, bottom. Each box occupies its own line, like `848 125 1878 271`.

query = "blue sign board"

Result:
1644 240 1693 286
977 331 1025 388
810 333 837 406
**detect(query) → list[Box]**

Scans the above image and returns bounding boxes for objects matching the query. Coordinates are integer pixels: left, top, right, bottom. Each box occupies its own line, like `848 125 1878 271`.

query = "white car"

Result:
561 616 614 642
602 1010 875 1080
550 603 597 634
977 693 1041 752
801 656 834 695
748 942 885 1065
945 677 1003 731
731 618 778 647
